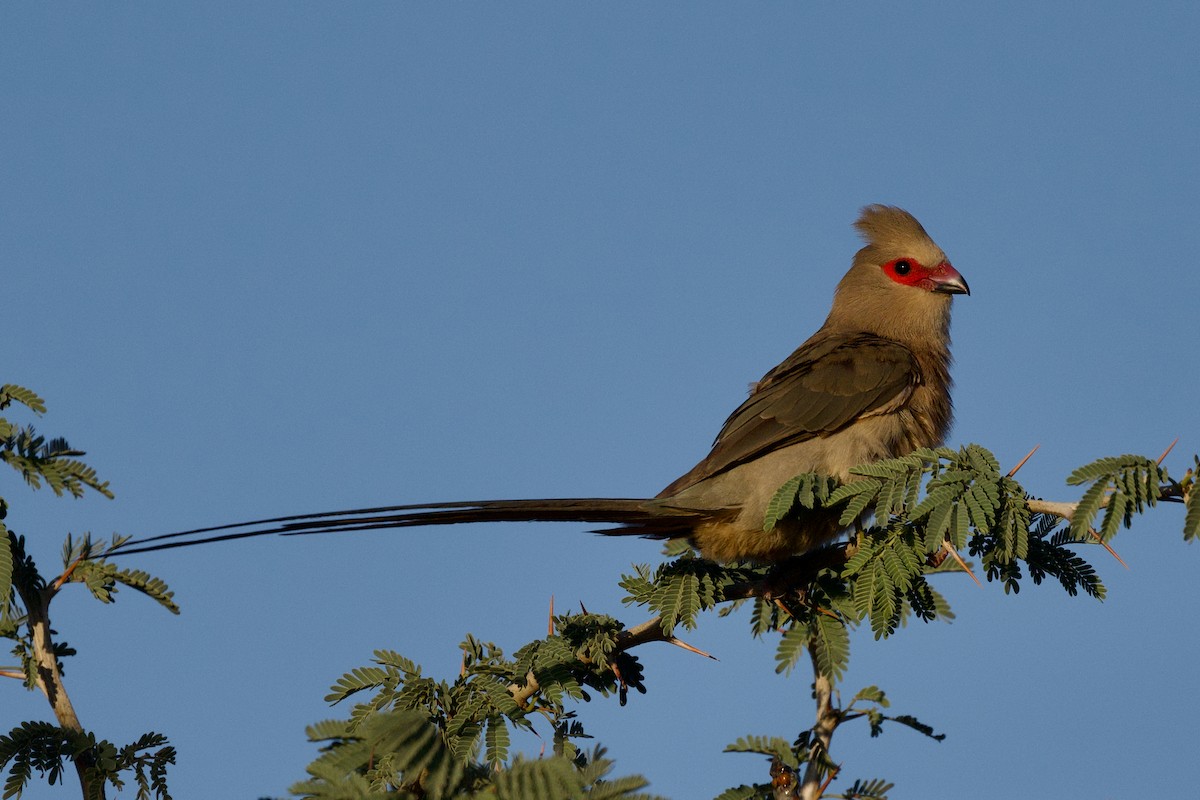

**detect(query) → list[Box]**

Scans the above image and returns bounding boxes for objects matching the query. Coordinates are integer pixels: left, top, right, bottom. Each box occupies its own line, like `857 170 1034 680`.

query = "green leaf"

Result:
774 625 810 675
712 787 765 800
1185 480 1200 542
484 714 509 768
362 710 465 797
112 567 180 615
850 685 888 706
617 564 655 605
810 612 850 682
492 757 582 800
884 714 946 741
835 777 895 799
834 480 881 527
909 484 961 521
949 503 970 550
764 475 804 532
922 500 953 551
325 666 392 704
0 385 46 414
0 529 11 610
965 443 1000 476
723 734 798 767
1067 455 1128 485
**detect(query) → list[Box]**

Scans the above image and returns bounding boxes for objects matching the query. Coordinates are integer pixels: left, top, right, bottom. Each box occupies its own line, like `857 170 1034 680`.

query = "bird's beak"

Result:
929 263 970 296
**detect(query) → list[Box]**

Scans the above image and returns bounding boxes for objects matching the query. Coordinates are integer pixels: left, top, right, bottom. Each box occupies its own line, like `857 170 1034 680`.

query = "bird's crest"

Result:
853 205 935 250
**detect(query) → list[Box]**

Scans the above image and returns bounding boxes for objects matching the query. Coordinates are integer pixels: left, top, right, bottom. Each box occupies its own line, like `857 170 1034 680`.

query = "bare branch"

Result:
13 579 106 799
800 643 839 800
1027 499 1079 519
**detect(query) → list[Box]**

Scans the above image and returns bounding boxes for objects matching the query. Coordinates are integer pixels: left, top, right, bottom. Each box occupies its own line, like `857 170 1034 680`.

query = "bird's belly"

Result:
675 415 920 562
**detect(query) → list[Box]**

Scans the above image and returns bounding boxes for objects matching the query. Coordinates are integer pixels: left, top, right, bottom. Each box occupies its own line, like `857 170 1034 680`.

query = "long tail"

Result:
111 498 716 556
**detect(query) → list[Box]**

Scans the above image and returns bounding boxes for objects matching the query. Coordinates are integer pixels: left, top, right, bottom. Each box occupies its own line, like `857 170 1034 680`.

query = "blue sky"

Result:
4 3 1199 798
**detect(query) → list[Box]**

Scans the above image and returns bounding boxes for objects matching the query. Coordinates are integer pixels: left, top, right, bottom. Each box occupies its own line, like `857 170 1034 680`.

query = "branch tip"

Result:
942 541 982 587
1007 444 1040 478
52 552 86 591
1088 528 1129 569
773 598 797 622
1157 437 1180 465
816 764 841 798
666 636 717 660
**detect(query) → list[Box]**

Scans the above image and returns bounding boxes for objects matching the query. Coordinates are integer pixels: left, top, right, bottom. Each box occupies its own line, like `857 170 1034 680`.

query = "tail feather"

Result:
112 498 714 556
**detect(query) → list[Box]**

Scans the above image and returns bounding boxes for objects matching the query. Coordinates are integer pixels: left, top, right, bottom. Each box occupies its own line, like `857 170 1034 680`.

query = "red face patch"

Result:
881 258 958 291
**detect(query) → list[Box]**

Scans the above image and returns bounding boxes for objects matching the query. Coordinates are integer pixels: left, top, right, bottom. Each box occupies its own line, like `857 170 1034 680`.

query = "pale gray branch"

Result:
1026 499 1079 520
800 645 838 800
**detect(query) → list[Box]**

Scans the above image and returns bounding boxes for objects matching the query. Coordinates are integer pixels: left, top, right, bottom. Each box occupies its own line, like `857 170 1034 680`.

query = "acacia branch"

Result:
507 544 858 708
13 578 105 799
1026 499 1082 520
1028 481 1186 522
504 470 1191 789
800 643 839 800
508 612 714 706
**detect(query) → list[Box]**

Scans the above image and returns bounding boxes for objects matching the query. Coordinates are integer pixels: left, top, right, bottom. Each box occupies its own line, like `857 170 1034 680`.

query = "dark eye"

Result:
893 260 911 276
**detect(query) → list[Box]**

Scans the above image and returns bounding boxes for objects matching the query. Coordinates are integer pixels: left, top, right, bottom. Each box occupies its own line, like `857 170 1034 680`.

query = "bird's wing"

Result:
661 334 920 495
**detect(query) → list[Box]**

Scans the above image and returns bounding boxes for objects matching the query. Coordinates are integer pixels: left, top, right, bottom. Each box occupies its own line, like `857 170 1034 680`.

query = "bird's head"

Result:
825 205 968 342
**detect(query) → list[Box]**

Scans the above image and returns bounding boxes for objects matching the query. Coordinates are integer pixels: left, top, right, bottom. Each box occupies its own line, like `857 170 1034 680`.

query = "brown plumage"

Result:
116 205 968 562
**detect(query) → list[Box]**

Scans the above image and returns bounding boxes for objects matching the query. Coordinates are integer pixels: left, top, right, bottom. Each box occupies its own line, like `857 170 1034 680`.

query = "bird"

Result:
115 205 968 563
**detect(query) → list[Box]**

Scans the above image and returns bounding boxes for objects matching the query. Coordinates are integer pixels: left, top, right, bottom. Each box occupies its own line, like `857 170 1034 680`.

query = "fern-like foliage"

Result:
619 556 755 633
291 709 662 800
712 787 764 800
0 425 111 500
0 722 173 800
1183 455 1200 541
56 534 180 614
716 684 937 799
764 472 840 531
304 609 663 797
723 735 799 768
0 385 47 415
830 778 895 799
0 524 11 612
1 427 178 800
758 443 1191 646
698 442 1190 797
0 383 115 609
1067 454 1167 541
289 439 1194 798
